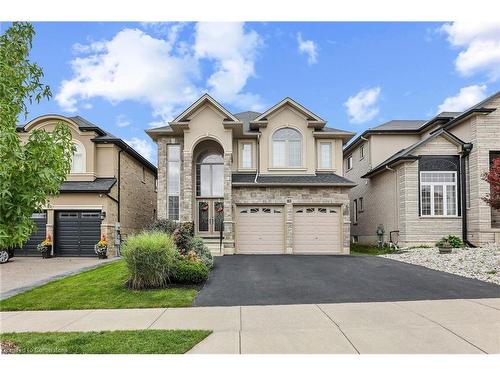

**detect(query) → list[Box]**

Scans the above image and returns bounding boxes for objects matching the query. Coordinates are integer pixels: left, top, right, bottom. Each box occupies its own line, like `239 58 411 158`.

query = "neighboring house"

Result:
16 115 157 257
343 92 500 248
147 94 355 255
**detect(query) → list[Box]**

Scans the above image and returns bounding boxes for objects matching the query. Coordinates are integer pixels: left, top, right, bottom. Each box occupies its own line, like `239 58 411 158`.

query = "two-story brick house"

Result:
16 114 157 257
147 94 355 255
343 91 500 248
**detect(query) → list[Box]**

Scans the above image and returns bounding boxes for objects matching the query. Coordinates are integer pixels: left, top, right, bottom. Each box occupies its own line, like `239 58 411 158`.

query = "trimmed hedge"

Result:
187 236 214 270
172 258 209 284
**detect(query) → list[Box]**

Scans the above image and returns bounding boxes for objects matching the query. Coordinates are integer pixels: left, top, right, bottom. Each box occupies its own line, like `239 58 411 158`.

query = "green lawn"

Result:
349 243 395 256
1 330 210 354
0 261 197 311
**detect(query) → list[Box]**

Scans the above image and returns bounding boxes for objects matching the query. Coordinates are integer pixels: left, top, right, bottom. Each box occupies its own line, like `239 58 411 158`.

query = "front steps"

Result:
202 237 224 256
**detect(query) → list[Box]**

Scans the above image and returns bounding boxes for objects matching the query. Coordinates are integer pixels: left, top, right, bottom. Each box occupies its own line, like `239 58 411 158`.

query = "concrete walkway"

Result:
1 298 499 354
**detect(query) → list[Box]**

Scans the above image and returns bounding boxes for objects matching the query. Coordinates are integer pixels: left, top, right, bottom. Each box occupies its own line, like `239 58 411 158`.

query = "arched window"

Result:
71 142 86 173
272 128 302 167
196 151 224 197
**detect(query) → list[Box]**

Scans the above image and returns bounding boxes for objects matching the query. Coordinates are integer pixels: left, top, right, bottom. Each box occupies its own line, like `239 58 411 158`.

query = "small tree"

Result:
0 23 74 249
482 156 500 209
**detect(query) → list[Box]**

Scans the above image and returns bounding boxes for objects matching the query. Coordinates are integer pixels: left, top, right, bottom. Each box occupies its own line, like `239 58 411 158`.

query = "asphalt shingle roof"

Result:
234 111 262 133
371 120 427 131
59 178 117 193
232 173 355 186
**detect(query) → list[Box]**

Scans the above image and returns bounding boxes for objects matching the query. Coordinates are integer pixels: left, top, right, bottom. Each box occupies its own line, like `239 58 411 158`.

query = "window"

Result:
272 128 302 168
360 145 365 160
240 143 253 169
420 172 457 216
359 197 363 212
346 155 353 171
353 199 358 224
71 142 85 173
196 152 224 197
319 142 332 169
167 145 180 220
142 167 146 183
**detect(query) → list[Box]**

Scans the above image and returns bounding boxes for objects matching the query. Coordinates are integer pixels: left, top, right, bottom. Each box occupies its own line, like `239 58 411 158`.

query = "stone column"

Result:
223 152 235 254
285 200 294 254
157 138 167 219
342 201 351 254
181 151 193 222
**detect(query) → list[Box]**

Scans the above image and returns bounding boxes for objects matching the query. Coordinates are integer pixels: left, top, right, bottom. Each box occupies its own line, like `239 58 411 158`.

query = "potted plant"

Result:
94 235 108 259
37 236 52 258
435 237 453 254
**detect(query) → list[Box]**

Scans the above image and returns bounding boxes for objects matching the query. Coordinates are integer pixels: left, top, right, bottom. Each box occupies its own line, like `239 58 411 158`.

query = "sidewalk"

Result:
1 298 499 354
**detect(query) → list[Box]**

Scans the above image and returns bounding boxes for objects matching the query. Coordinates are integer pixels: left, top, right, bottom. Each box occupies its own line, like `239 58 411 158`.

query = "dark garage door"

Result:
15 213 47 256
55 211 101 257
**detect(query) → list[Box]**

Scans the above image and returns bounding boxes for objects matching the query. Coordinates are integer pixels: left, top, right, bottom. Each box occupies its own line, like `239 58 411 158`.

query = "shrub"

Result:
436 235 463 248
171 257 209 284
122 231 177 290
187 236 214 269
173 222 194 253
146 219 179 235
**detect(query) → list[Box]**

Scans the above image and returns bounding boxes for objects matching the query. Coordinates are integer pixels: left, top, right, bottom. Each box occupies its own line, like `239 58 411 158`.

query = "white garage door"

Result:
294 206 341 254
236 206 285 254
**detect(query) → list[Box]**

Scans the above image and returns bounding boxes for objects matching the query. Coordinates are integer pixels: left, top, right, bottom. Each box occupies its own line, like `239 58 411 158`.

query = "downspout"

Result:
461 143 473 246
254 133 261 183
117 149 122 224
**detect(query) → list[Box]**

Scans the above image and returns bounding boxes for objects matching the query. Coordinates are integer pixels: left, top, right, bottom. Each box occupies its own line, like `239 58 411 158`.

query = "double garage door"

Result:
16 210 101 257
235 205 341 254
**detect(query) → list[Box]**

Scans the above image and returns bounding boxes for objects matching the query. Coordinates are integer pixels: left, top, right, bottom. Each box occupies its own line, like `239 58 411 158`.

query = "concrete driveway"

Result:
0 257 114 299
195 255 500 306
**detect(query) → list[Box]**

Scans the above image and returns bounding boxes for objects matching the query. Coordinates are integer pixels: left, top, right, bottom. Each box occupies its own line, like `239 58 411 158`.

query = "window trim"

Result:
318 141 333 170
271 127 303 169
238 141 255 170
359 144 365 160
353 199 358 224
346 155 353 171
70 141 86 174
419 171 458 217
358 197 363 212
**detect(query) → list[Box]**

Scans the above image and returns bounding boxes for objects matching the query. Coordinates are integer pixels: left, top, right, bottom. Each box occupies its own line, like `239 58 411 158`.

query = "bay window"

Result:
272 128 302 168
167 144 180 220
420 171 457 216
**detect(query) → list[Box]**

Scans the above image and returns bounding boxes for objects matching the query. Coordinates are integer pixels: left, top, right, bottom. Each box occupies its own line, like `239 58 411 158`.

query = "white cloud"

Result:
116 115 131 128
297 33 318 65
344 87 381 124
437 85 488 113
56 23 264 119
441 21 500 81
124 137 154 162
194 22 264 110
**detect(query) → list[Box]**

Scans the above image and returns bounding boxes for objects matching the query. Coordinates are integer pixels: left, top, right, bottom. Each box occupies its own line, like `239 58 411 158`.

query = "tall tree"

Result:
0 22 74 249
483 156 500 209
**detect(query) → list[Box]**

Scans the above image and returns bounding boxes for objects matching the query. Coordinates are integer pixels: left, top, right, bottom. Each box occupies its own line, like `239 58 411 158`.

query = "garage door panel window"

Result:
420 172 457 216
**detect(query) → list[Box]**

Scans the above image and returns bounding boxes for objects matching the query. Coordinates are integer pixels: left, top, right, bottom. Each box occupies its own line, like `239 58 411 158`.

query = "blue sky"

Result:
4 21 500 164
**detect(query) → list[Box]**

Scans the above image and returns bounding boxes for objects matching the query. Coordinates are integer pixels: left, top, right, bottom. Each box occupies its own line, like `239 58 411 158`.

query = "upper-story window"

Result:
359 144 365 160
70 142 86 173
346 155 353 171
240 142 253 169
319 142 332 169
196 152 224 197
272 128 302 168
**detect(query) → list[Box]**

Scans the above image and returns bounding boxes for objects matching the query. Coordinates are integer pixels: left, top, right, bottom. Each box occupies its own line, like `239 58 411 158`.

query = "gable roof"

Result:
250 97 326 130
17 115 157 175
171 93 240 124
361 129 465 178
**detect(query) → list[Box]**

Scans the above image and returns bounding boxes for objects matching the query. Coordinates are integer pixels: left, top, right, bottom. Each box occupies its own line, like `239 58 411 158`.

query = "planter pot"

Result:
439 247 452 254
95 244 107 259
41 245 52 258
97 253 108 259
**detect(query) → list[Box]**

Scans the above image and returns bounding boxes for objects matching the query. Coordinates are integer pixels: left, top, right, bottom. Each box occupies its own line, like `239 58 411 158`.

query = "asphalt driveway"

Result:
195 255 500 306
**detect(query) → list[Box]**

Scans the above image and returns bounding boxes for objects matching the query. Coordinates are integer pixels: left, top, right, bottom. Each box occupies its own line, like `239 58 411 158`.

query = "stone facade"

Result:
232 186 351 253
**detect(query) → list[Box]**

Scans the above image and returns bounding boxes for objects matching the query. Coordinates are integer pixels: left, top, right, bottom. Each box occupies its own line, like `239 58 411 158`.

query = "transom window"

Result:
196 152 224 197
420 171 457 216
71 142 85 173
272 128 302 168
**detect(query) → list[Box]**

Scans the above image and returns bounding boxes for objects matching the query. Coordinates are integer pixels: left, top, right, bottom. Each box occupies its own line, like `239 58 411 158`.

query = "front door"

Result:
197 199 224 236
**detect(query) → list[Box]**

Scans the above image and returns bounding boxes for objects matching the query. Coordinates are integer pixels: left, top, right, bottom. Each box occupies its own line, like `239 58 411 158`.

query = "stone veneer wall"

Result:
231 186 351 253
